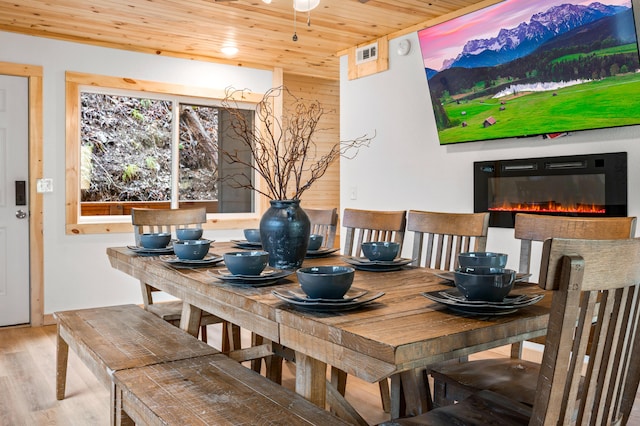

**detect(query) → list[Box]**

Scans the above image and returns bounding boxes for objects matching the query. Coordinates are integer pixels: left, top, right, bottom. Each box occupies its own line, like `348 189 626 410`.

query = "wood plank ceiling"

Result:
0 0 498 80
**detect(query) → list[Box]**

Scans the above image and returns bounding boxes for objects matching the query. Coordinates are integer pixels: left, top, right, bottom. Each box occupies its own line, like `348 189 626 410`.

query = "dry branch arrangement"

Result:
221 86 373 200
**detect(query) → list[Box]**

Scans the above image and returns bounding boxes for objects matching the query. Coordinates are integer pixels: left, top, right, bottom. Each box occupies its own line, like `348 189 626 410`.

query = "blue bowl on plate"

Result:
176 228 203 240
307 234 324 251
361 241 400 261
173 239 211 260
224 251 269 275
243 229 261 243
458 252 508 269
297 266 355 299
140 232 171 249
453 267 515 302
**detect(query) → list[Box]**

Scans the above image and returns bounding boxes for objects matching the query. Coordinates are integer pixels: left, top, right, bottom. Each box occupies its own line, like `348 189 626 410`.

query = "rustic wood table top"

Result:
107 242 551 421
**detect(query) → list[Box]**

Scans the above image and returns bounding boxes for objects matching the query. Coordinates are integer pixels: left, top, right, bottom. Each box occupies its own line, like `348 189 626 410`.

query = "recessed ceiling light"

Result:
221 46 239 56
262 0 272 3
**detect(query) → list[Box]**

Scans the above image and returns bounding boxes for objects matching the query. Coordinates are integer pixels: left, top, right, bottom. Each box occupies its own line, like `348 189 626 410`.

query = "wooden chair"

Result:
131 207 239 351
383 237 640 426
372 211 489 417
429 214 637 408
342 208 407 257
305 207 338 248
339 208 407 412
515 213 637 276
407 210 489 269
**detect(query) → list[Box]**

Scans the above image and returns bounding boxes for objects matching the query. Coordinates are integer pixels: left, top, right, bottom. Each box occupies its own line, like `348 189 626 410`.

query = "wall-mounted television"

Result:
418 0 640 145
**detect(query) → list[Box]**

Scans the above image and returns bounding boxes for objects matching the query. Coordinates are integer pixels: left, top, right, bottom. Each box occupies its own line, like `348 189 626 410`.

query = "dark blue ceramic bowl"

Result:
458 252 508 269
224 251 269 275
176 228 203 241
307 234 324 251
361 241 400 261
173 239 211 260
140 232 171 249
243 229 262 243
453 267 515 302
297 266 355 299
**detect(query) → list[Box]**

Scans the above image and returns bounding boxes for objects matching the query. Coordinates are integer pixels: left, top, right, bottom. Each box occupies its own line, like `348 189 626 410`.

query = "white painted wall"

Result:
0 31 273 313
340 33 640 281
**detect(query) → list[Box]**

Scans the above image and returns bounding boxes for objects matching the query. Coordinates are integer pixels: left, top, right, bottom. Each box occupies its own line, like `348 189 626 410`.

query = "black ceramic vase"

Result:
259 200 310 270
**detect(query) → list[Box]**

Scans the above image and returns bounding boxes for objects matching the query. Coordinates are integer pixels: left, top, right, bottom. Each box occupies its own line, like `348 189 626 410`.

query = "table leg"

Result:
295 352 327 408
390 374 402 419
389 370 430 419
400 369 429 416
179 303 202 338
113 384 135 426
56 325 69 400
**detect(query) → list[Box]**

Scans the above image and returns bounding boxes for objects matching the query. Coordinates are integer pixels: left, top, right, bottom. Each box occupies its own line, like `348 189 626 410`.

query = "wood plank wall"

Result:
283 74 340 216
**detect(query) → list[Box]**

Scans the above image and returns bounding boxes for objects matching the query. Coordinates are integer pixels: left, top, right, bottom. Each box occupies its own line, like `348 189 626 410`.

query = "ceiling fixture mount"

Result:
293 0 320 12
257 0 327 42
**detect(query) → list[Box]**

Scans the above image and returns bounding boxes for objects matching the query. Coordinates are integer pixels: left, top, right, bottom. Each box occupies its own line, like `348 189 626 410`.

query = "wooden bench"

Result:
55 304 219 424
113 353 350 425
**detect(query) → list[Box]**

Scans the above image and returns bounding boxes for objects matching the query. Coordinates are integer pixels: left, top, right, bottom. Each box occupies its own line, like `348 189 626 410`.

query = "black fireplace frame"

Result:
474 152 628 228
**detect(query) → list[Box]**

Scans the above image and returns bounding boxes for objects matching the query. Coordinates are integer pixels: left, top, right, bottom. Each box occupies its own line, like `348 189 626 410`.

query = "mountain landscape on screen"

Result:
418 0 640 144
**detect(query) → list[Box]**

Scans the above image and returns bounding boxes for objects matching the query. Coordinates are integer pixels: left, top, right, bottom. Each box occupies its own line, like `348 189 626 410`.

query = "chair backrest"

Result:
406 210 489 269
515 213 637 274
305 208 338 248
342 208 407 257
531 237 640 425
131 207 207 245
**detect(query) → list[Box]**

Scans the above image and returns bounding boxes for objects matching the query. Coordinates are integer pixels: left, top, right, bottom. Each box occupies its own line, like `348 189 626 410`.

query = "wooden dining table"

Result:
107 242 551 423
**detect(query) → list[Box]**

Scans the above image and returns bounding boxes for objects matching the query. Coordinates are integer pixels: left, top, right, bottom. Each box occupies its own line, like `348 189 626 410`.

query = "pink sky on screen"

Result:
419 0 632 71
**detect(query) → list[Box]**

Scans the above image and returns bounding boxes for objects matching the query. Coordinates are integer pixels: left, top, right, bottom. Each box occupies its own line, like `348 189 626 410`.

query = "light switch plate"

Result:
349 186 357 200
36 178 53 193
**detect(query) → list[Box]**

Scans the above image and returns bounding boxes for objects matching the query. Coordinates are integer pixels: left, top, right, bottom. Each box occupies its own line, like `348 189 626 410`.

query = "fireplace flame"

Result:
488 201 605 214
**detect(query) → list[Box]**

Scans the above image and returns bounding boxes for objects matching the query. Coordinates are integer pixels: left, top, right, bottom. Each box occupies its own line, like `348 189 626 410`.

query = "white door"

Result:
0 75 30 326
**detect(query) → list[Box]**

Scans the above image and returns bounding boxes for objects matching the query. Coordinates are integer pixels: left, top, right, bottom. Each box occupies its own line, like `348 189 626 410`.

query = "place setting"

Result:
231 228 264 250
209 251 294 286
127 228 221 268
304 233 340 258
341 241 413 271
127 232 176 255
272 266 385 312
423 252 544 315
433 253 533 285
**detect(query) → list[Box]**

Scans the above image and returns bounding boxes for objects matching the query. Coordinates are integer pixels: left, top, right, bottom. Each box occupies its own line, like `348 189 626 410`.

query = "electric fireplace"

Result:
474 152 627 228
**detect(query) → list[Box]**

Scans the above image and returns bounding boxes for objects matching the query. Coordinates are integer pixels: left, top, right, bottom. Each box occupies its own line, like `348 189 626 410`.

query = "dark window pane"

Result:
80 93 172 213
178 104 219 209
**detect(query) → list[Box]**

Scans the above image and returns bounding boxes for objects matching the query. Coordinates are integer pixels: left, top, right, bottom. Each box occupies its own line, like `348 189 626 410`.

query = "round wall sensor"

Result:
397 39 411 56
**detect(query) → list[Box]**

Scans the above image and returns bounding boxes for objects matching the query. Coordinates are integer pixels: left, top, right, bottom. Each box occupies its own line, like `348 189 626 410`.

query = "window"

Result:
65 72 267 234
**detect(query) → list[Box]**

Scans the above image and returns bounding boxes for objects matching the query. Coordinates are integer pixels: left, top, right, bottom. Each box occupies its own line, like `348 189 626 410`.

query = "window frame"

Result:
65 71 268 235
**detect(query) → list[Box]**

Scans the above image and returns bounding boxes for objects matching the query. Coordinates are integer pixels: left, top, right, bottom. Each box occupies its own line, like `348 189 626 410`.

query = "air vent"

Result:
356 42 378 65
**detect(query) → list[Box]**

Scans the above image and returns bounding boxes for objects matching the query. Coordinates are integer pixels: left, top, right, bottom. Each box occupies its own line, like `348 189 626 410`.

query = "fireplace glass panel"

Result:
488 174 606 214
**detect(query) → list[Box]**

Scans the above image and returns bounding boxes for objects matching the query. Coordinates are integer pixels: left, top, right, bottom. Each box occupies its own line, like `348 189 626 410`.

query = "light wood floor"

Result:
1 323 639 425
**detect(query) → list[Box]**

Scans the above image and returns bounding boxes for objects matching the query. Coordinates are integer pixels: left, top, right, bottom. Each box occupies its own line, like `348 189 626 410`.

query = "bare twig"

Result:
220 86 374 200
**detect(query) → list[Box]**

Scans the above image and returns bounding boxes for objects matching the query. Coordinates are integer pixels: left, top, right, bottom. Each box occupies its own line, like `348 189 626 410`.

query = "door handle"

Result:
16 210 27 219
